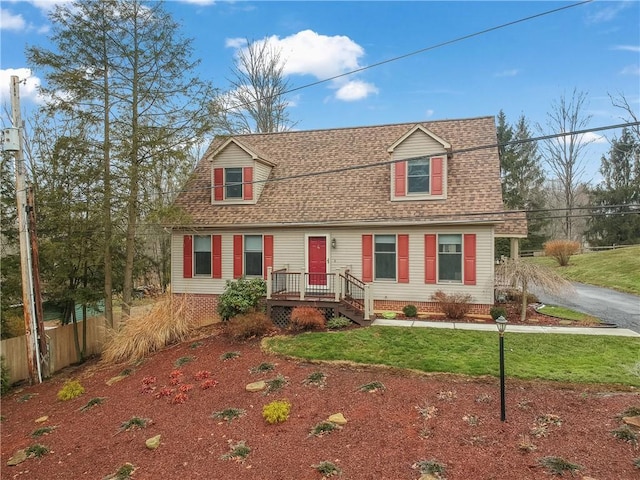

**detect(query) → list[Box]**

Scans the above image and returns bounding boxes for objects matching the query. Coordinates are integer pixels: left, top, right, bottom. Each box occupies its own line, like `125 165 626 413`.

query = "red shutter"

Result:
464 234 477 285
425 234 436 284
362 235 373 283
243 166 253 201
213 167 224 201
233 235 243 279
431 156 443 195
212 235 222 279
183 235 193 278
398 234 409 283
394 161 406 197
263 235 273 279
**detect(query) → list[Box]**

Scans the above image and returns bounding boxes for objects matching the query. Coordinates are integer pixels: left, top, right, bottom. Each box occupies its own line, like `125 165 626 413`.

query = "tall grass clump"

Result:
290 306 326 331
543 239 580 267
101 295 196 365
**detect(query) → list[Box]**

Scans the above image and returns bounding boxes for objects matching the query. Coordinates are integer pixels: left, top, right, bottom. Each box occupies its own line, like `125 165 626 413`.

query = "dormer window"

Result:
225 168 243 199
407 157 430 194
393 155 444 200
213 166 253 202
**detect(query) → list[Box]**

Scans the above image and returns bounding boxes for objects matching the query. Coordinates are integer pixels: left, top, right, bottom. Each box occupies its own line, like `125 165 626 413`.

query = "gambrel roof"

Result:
173 116 527 236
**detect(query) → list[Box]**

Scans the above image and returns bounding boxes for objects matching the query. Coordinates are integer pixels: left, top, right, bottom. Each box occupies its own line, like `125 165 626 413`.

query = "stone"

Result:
328 413 347 425
245 381 266 392
622 416 640 428
35 416 49 423
7 450 27 466
145 434 161 450
419 474 439 480
106 375 126 386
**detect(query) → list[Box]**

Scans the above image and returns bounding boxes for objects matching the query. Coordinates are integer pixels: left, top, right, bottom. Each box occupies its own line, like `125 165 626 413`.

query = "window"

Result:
407 157 430 193
225 167 243 199
438 234 462 282
244 235 263 276
193 235 211 275
375 235 396 280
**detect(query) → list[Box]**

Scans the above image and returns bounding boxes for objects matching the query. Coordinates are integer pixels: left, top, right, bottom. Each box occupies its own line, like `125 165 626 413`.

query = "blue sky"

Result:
1 0 639 182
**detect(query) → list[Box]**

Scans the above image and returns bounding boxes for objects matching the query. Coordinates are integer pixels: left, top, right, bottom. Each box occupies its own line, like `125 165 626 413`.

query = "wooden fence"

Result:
0 316 106 384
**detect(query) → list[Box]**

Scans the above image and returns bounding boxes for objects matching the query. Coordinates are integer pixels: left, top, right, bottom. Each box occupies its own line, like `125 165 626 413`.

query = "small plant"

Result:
303 371 327 388
31 426 56 437
402 304 418 318
290 306 326 331
463 414 479 426
25 444 49 458
220 440 251 461
618 406 640 418
475 393 492 403
265 374 288 394
169 369 183 385
174 356 194 367
142 376 156 385
416 401 438 420
178 383 194 393
431 290 472 319
119 416 151 432
538 456 581 476
543 239 580 266
313 460 342 477
57 380 85 401
220 351 240 361
200 379 218 390
634 458 640 469
80 397 107 412
224 311 274 340
217 277 267 321
310 421 340 437
437 390 457 401
194 370 211 380
326 316 351 330
612 425 638 445
212 408 246 423
263 399 292 424
171 392 188 404
412 459 447 477
518 434 537 453
358 381 385 393
189 341 203 349
111 462 135 479
250 362 275 374
1 356 10 396
17 393 37 402
119 368 133 377
490 306 507 320
154 387 174 399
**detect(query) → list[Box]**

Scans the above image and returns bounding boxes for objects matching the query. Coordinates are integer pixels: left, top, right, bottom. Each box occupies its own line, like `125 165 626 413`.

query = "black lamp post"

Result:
496 315 507 422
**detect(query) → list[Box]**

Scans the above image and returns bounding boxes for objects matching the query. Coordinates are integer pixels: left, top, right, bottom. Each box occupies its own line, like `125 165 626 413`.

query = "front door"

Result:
308 236 327 286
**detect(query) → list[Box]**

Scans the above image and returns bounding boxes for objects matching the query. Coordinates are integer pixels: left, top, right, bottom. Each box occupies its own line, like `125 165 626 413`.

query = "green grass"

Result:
526 246 640 295
537 305 600 323
264 327 640 386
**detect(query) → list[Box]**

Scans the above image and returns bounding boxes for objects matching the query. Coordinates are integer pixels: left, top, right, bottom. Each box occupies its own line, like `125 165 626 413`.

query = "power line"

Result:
222 0 593 114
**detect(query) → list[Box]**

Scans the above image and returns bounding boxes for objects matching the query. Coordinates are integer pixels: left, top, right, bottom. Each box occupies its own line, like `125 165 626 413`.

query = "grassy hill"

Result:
526 245 640 295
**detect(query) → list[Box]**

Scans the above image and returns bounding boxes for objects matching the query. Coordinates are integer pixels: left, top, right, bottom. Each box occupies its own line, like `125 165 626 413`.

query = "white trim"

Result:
387 125 452 152
304 233 330 289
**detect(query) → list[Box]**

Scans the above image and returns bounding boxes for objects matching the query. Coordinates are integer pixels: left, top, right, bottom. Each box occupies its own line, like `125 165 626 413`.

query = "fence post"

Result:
364 284 372 320
266 266 273 300
335 268 343 301
300 270 305 300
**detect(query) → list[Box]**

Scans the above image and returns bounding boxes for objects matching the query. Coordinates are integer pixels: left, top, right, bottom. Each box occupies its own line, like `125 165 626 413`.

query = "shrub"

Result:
174 356 194 367
220 440 251 461
538 456 581 476
612 425 638 445
31 426 56 437
217 277 266 321
490 306 507 320
262 400 291 424
220 351 240 361
303 371 327 388
290 306 326 331
505 289 539 305
310 421 340 437
313 460 342 477
358 381 385 393
57 380 85 401
25 444 49 458
543 239 580 266
212 408 246 423
402 304 418 318
224 311 274 340
119 416 152 432
326 316 352 330
80 397 106 412
265 374 288 394
431 291 472 319
250 362 275 374
111 463 135 479
412 459 446 476
1 356 10 396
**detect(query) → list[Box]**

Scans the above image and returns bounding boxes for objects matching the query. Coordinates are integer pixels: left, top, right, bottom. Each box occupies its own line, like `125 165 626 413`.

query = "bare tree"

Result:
496 258 573 322
538 89 593 241
215 39 296 134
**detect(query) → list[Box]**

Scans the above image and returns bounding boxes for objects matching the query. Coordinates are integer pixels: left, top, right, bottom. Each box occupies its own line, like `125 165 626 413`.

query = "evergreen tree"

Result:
586 128 640 245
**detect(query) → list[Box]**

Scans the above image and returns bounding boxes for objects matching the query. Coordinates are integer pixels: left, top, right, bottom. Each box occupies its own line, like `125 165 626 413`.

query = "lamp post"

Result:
496 315 507 422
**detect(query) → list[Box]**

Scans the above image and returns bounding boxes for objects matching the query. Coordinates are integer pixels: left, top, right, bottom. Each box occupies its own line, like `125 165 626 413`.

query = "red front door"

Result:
308 236 327 286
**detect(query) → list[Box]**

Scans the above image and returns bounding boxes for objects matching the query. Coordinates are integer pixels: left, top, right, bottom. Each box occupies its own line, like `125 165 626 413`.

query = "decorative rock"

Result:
145 434 161 450
7 449 27 466
106 375 126 386
245 381 266 392
35 416 49 423
419 474 439 480
622 416 640 428
328 413 347 425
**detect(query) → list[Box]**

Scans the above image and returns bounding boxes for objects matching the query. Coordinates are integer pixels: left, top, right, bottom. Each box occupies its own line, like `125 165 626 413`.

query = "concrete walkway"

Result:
372 319 640 337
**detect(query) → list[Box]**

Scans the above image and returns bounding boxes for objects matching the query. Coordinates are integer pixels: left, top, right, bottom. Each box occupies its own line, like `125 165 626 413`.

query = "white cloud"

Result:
620 64 640 76
424 109 434 118
494 69 520 78
225 37 247 49
0 8 26 31
335 80 378 102
0 68 42 104
227 29 377 102
612 45 640 53
580 131 607 144
586 1 633 24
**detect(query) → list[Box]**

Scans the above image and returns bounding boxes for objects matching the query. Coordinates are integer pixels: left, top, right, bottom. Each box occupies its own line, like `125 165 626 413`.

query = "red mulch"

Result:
2 322 639 480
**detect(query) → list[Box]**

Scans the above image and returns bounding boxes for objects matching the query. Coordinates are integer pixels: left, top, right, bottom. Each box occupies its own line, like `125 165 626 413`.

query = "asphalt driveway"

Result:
533 282 640 334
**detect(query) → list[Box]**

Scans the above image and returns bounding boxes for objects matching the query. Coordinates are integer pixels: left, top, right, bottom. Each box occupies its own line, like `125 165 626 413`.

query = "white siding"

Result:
172 225 495 304
214 143 253 168
254 161 271 201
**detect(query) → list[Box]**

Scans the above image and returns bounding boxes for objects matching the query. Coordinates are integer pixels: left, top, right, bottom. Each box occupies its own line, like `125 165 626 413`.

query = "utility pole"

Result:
4 75 42 384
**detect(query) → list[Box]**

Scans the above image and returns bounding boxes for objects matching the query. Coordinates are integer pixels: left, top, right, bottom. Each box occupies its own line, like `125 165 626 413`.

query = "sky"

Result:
1 0 639 183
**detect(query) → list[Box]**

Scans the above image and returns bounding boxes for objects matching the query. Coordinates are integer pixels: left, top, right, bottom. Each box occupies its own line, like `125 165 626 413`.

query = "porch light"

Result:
331 238 337 249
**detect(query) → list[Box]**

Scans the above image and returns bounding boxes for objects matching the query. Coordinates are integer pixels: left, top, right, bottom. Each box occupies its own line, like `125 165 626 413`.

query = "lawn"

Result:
526 245 640 295
264 326 640 386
